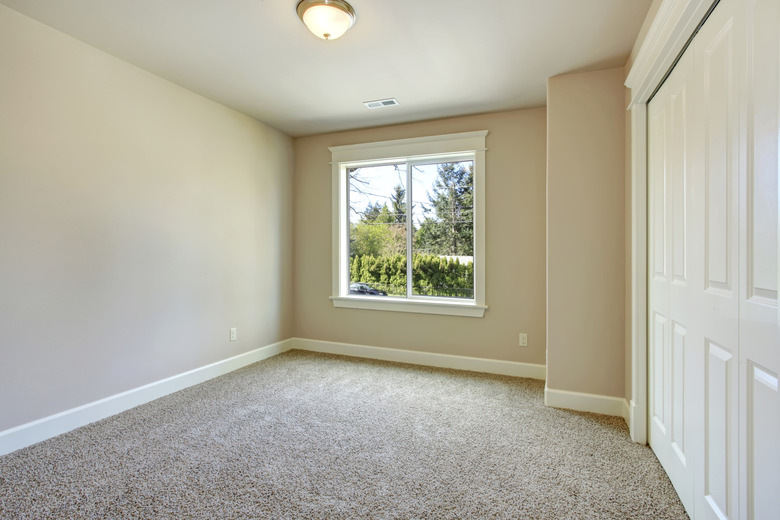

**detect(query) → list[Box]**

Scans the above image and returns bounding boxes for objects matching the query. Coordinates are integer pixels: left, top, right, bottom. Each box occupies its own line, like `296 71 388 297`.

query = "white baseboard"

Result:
0 339 294 456
291 338 547 380
544 385 630 420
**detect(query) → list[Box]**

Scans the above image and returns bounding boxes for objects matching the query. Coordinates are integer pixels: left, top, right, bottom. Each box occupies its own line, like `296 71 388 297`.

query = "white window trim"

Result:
330 131 488 317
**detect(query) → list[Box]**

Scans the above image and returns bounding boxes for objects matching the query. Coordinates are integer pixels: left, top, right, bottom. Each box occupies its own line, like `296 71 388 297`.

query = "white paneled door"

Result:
647 0 779 519
648 40 698 513
740 0 780 518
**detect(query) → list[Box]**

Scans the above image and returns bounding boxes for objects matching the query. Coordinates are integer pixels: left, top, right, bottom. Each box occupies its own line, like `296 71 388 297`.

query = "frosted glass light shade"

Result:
297 0 356 40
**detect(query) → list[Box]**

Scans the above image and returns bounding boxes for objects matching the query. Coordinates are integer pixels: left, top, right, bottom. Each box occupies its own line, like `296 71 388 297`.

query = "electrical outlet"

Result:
519 333 528 347
230 328 237 341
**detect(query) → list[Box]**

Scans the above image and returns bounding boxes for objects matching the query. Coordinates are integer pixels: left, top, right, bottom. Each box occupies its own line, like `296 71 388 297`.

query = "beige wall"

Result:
546 67 626 398
0 5 294 431
293 109 547 364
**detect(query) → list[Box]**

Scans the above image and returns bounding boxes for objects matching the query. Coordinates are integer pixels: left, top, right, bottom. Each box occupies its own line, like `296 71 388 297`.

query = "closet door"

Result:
691 0 744 518
648 0 779 518
648 44 698 515
739 0 780 518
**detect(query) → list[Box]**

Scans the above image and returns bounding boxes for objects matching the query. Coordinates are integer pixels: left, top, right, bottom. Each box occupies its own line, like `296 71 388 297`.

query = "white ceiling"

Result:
0 0 652 137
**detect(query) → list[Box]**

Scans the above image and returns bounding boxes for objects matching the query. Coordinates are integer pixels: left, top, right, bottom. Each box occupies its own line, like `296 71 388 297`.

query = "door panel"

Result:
702 18 737 294
746 0 779 305
701 17 739 298
747 364 778 520
648 42 697 514
740 0 780 518
694 4 743 519
652 312 668 432
704 340 736 519
672 322 687 462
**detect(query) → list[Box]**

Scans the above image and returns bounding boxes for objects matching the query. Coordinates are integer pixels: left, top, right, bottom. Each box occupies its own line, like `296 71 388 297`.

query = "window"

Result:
330 131 487 317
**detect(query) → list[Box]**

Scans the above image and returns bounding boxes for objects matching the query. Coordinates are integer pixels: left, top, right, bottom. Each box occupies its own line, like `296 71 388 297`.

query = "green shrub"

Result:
349 254 473 298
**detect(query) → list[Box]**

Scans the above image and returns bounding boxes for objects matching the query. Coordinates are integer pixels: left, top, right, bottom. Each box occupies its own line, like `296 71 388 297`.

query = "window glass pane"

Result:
347 164 407 298
411 161 474 299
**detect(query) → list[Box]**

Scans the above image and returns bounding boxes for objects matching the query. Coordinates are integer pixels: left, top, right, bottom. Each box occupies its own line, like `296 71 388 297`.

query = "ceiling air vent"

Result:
364 98 399 109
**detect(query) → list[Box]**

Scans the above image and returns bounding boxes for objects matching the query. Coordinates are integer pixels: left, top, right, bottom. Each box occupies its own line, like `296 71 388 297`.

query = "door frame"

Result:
625 0 718 444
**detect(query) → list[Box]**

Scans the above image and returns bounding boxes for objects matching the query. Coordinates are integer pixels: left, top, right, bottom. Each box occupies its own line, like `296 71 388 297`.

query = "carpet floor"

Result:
0 350 688 519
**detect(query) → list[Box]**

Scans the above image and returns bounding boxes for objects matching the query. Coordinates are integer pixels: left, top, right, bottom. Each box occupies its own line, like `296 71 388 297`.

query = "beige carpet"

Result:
0 350 688 519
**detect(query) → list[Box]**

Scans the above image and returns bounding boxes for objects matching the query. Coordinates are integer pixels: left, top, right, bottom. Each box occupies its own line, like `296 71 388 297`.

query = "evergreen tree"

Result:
390 184 407 224
361 201 384 222
415 162 474 256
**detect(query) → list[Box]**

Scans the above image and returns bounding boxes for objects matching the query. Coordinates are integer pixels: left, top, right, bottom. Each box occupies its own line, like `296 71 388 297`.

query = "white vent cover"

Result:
364 98 399 109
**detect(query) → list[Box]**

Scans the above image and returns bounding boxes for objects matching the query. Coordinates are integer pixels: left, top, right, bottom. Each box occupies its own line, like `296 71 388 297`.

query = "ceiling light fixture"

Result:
296 0 356 40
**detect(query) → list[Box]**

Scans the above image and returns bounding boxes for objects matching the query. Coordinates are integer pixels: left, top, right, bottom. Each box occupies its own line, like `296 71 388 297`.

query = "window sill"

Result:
330 296 487 318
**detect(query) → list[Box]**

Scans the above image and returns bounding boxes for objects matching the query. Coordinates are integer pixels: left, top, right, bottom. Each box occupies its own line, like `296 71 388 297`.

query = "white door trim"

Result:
625 0 718 444
628 102 648 444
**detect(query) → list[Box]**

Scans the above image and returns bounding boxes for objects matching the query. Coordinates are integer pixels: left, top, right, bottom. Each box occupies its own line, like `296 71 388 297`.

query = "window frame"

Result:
329 131 488 318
